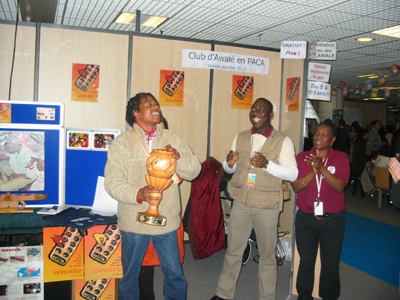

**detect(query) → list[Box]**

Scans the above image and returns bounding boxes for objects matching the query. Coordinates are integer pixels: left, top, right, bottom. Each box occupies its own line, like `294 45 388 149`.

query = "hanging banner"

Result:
182 49 269 75
371 89 379 98
308 42 337 60
378 72 386 86
231 75 254 109
305 100 320 122
384 89 391 98
306 81 331 101
159 70 185 107
280 41 307 59
71 64 100 102
308 62 331 82
286 77 300 111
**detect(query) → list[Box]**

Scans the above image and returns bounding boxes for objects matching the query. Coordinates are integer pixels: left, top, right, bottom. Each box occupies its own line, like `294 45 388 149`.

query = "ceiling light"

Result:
369 98 385 100
142 16 167 27
357 74 389 79
357 37 373 42
372 25 400 39
115 12 136 24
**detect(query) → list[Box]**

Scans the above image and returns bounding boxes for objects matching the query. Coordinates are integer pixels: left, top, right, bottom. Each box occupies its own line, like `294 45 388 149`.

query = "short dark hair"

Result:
338 119 346 127
371 120 381 127
319 121 338 137
125 93 159 126
254 97 273 112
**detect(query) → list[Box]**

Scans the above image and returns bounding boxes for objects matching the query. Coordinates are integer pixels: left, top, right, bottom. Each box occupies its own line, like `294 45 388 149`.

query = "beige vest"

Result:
228 129 285 209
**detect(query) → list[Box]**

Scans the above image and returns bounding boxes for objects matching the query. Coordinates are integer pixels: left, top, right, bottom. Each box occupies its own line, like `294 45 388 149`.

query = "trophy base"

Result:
137 213 167 226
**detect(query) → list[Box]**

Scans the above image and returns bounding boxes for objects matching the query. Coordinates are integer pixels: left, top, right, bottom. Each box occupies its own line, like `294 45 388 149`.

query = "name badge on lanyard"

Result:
314 158 329 216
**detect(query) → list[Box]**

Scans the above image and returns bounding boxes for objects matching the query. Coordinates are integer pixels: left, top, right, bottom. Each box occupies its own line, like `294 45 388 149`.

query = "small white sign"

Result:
307 81 331 101
280 41 307 59
308 42 337 60
308 62 331 82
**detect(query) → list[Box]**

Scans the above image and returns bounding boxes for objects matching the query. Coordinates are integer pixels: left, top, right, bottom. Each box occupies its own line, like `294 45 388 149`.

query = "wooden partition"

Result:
37 26 129 130
0 23 36 101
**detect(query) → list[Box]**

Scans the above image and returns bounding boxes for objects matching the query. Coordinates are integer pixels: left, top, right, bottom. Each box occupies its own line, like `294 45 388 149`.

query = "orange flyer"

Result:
71 63 100 102
231 75 254 109
43 227 84 282
0 103 11 123
159 70 184 106
84 225 123 281
74 278 116 300
286 77 300 111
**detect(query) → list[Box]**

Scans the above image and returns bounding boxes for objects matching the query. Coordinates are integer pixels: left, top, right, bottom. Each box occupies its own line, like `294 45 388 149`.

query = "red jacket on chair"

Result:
185 157 226 259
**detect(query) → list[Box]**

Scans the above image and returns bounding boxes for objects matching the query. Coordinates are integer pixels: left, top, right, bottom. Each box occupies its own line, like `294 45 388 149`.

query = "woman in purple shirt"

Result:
291 121 350 300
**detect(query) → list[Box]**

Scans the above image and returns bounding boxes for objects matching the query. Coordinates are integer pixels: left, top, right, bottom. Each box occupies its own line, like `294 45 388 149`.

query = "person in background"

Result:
333 119 350 154
389 157 400 209
291 121 350 300
372 144 394 173
210 98 298 300
367 120 382 160
104 93 201 300
350 127 367 197
385 125 395 147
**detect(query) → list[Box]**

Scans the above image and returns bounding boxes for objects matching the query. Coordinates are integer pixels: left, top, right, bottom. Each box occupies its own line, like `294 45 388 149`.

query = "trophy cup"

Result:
137 149 177 226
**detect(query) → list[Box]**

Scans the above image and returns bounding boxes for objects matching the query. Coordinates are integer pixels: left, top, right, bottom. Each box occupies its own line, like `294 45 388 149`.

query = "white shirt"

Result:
223 133 298 182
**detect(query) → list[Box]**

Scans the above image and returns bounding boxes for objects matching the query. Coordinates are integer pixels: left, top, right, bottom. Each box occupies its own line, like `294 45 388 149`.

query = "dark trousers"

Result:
139 265 155 300
295 209 345 300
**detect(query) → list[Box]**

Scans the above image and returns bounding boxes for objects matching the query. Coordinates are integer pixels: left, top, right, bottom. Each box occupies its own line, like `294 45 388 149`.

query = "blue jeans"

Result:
119 230 186 300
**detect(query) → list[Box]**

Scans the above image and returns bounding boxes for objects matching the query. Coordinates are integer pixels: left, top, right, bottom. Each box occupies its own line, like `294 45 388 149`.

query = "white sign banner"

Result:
309 42 337 60
307 81 331 101
182 49 269 75
305 100 320 122
308 62 331 82
280 41 307 59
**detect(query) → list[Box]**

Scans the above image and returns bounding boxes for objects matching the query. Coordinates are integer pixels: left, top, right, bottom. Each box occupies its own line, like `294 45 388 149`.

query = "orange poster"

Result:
74 278 116 300
71 63 100 102
231 75 254 109
286 77 300 111
84 225 123 281
0 103 11 123
43 227 84 282
159 70 184 106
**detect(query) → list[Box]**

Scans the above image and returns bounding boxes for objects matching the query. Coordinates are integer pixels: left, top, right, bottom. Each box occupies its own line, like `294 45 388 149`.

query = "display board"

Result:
0 101 65 207
64 128 120 207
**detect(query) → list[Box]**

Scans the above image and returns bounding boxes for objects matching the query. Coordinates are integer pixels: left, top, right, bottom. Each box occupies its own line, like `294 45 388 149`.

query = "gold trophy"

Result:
137 149 177 226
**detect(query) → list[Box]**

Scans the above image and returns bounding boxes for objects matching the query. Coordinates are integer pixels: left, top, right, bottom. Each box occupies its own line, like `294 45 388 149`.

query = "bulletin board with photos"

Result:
0 101 65 207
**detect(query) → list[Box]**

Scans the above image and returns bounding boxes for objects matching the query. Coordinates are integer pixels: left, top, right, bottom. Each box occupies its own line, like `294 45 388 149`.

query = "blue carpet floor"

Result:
341 212 400 287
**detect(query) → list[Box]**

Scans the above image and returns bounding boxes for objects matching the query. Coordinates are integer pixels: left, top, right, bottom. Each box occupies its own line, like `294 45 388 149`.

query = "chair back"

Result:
374 166 390 191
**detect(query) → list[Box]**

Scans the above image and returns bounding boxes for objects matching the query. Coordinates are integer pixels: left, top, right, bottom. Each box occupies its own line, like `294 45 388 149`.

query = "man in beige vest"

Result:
211 98 298 300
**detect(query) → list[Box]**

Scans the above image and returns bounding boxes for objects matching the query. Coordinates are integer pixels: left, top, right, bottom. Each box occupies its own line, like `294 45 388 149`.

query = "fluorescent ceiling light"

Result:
372 25 400 39
358 74 389 79
115 12 167 27
142 16 167 27
369 98 385 100
357 37 373 42
115 12 136 24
